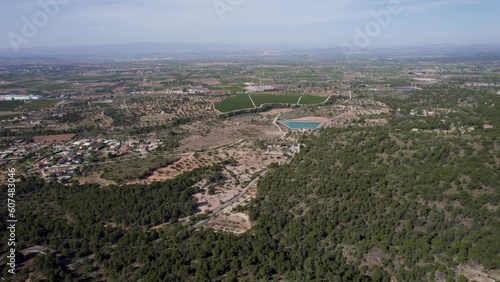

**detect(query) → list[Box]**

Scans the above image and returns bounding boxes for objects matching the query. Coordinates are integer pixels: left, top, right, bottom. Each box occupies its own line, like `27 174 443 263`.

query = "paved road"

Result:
193 170 267 229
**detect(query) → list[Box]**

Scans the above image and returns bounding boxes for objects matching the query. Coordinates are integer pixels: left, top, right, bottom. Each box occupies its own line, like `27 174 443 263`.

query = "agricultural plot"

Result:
251 94 301 107
0 100 60 111
215 93 327 113
0 101 24 111
22 99 60 110
299 94 328 104
214 94 254 112
35 84 71 92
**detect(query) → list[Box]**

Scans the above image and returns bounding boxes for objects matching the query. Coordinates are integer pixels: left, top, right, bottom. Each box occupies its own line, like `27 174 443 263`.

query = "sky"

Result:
0 0 499 50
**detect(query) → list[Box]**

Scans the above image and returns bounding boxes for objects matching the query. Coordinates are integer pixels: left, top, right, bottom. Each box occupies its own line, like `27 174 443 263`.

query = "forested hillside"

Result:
249 128 499 281
1 126 498 281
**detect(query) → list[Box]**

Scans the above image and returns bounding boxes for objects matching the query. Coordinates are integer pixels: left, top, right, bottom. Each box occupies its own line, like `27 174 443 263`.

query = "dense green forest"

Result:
248 128 499 281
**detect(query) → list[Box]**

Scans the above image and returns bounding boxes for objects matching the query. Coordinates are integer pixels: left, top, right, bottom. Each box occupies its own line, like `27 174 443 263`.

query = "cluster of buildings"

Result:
0 141 39 161
402 68 441 75
244 83 276 92
130 86 209 95
1 136 164 183
410 109 446 117
462 82 498 87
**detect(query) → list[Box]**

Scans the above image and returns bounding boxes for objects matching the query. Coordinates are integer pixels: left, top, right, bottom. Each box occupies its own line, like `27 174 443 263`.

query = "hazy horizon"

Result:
1 0 499 52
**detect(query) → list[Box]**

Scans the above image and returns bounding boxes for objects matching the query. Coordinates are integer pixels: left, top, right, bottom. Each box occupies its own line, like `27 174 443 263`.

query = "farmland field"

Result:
215 93 327 113
36 84 71 92
22 100 60 110
0 100 60 111
251 94 301 107
0 101 24 111
214 94 254 112
299 94 328 104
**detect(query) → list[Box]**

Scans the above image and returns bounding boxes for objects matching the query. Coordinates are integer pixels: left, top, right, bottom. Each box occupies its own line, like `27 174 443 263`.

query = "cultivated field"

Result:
214 94 254 112
251 94 301 106
0 100 59 111
215 93 327 113
299 94 329 104
0 101 24 111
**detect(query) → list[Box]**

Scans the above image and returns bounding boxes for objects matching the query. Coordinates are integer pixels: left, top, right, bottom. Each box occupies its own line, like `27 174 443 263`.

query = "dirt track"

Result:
193 170 267 229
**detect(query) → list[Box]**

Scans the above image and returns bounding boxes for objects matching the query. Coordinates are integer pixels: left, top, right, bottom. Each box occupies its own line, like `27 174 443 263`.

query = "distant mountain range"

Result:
1 42 499 60
330 44 500 59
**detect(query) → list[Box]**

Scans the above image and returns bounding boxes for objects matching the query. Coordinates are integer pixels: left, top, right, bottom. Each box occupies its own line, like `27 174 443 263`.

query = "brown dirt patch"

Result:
78 173 117 186
259 108 294 116
458 264 499 282
195 78 222 85
32 134 75 144
0 111 21 116
208 213 251 234
365 119 388 125
292 116 329 122
178 125 281 151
